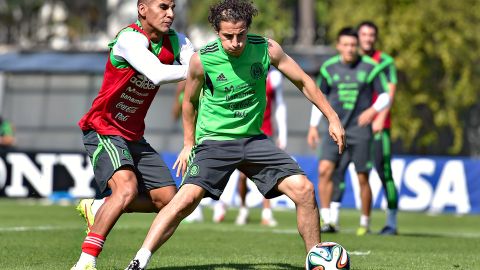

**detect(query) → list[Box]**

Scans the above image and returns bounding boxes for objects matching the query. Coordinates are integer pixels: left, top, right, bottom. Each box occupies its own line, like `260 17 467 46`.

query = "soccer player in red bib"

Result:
71 1 195 269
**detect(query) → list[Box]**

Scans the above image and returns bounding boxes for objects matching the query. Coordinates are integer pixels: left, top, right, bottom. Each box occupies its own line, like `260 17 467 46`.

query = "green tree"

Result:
322 0 480 155
187 0 295 43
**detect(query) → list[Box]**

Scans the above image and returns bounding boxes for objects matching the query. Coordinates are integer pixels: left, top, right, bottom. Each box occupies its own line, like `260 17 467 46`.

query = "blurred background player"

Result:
213 68 287 227
0 116 16 150
71 0 195 269
307 27 390 236
328 21 399 235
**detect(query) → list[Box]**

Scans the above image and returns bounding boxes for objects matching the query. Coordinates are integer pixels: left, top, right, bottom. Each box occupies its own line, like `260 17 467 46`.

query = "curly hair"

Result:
208 0 258 32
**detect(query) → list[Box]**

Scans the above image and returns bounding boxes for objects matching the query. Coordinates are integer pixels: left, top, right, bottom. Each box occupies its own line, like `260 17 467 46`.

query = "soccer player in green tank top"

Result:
124 0 345 269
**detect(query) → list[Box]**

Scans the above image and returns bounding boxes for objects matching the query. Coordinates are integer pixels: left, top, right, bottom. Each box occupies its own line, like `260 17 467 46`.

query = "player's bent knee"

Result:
296 180 315 200
150 186 176 210
318 164 334 180
171 198 197 219
283 176 315 204
112 185 139 210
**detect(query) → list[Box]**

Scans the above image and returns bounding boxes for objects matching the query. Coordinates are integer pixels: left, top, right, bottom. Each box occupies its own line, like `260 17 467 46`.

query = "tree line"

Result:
1 0 478 155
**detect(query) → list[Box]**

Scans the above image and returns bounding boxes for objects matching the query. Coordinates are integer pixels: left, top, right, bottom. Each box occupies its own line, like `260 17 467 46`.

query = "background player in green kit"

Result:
124 1 345 269
326 21 399 235
358 21 399 235
307 27 391 236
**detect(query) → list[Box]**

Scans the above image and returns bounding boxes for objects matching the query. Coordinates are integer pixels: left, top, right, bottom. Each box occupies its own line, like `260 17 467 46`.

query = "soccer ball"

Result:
305 242 350 270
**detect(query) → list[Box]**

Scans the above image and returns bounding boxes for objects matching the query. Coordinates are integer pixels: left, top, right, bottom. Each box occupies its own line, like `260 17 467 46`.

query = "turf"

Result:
0 199 478 270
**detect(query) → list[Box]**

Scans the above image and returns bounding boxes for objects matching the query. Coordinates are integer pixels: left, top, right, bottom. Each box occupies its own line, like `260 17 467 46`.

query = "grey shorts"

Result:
319 133 372 173
82 130 175 195
182 134 305 200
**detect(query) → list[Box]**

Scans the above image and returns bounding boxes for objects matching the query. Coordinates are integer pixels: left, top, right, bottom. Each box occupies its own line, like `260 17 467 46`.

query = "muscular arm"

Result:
113 31 189 85
173 52 204 177
268 39 345 153
182 52 204 147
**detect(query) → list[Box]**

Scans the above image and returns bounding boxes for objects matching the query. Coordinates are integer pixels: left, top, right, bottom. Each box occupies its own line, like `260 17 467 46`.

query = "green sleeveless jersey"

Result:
196 34 270 143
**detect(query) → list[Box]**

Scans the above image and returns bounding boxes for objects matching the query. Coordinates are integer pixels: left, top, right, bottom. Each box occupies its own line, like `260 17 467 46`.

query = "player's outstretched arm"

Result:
114 31 189 85
173 52 204 177
268 39 345 153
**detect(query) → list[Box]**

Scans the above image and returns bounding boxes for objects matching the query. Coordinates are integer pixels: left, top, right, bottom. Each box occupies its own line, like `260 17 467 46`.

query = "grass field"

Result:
0 199 478 270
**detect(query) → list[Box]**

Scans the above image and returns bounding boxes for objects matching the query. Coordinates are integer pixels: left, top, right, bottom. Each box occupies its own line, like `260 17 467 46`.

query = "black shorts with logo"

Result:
182 134 305 200
82 130 175 195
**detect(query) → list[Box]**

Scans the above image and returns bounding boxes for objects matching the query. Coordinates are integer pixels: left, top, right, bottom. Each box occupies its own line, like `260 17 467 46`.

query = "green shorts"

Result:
182 134 305 200
82 130 175 195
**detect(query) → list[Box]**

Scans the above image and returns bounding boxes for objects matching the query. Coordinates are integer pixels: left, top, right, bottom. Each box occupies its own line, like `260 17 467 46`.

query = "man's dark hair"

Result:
208 0 258 32
337 27 358 41
357 20 378 36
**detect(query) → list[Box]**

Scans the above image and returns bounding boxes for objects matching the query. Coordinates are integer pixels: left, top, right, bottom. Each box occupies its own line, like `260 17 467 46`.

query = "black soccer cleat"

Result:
320 224 338 233
379 225 398 235
125 259 144 270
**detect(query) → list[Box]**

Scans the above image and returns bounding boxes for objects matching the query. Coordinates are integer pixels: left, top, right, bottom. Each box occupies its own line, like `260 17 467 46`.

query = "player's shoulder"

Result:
247 34 267 44
113 22 147 43
379 51 395 64
360 55 378 66
361 55 387 77
321 55 341 70
199 39 220 55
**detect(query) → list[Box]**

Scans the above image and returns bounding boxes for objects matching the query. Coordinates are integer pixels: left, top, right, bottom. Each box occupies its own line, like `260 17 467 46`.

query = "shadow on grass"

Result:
151 262 303 270
398 232 447 238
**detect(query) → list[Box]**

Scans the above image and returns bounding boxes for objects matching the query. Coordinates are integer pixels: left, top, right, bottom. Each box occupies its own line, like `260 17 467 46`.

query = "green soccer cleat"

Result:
356 226 371 236
71 262 97 270
76 199 95 234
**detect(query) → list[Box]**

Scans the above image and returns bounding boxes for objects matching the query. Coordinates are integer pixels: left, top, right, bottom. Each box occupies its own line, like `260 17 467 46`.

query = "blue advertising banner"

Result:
161 153 480 215
0 150 478 214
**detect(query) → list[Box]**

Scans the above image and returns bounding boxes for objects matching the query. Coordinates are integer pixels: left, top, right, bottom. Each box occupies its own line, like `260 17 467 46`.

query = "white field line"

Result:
2 224 480 241
0 225 79 232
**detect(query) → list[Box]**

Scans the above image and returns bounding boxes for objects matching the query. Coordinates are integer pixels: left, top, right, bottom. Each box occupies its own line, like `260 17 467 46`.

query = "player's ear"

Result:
138 2 148 18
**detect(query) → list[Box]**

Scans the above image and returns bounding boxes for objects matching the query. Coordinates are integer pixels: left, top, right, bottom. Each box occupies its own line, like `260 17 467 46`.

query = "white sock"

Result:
386 209 398 229
329 202 341 227
360 215 370 228
261 208 273 220
185 206 204 222
91 198 105 215
320 208 331 225
239 206 249 217
77 252 96 268
133 247 152 269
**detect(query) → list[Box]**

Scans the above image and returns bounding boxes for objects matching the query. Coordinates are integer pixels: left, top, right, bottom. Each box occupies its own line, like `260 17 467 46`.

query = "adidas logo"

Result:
216 73 227 82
